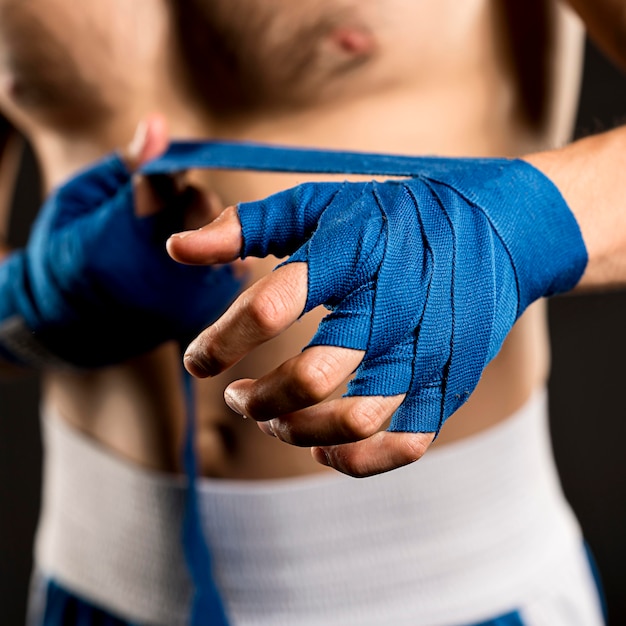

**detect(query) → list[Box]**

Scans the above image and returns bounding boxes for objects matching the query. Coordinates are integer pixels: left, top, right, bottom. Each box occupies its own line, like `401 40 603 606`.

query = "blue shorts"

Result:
33 578 530 626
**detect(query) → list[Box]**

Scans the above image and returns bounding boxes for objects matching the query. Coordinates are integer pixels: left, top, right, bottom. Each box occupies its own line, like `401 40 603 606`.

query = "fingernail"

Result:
257 420 277 438
224 388 245 416
183 352 208 378
312 447 331 467
128 119 148 161
168 230 196 241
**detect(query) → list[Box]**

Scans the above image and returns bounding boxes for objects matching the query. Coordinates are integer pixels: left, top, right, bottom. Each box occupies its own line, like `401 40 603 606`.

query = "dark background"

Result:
1 39 626 625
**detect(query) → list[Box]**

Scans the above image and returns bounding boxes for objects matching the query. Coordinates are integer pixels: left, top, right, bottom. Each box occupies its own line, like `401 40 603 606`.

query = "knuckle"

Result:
291 354 339 403
345 398 387 438
246 284 294 336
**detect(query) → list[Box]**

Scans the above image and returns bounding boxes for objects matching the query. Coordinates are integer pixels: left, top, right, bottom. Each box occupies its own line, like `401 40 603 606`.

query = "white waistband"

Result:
35 389 582 626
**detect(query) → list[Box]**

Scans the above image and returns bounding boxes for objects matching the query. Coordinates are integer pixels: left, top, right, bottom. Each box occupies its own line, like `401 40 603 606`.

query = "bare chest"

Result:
170 0 508 117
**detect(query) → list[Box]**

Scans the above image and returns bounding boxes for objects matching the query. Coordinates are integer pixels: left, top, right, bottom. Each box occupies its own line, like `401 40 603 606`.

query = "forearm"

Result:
524 125 626 290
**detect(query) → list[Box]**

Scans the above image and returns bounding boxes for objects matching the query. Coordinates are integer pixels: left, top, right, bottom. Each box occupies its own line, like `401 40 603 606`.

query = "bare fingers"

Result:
182 262 309 377
312 430 435 478
123 115 169 173
223 345 365 425
220 352 435 477
167 205 243 265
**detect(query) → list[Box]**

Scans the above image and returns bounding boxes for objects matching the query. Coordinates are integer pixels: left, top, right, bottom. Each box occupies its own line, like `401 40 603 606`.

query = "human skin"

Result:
0 0 617 479
165 124 626 476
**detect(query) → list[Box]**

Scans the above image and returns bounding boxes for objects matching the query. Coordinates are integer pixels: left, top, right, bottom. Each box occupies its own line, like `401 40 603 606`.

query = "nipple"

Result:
329 25 377 58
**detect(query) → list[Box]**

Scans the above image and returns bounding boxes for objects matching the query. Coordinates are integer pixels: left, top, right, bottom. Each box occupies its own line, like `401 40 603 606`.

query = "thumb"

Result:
167 181 344 266
123 114 169 172
124 115 188 219
167 205 243 265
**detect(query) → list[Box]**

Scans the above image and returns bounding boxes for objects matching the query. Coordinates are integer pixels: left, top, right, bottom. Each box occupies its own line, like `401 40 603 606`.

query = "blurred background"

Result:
1 37 626 626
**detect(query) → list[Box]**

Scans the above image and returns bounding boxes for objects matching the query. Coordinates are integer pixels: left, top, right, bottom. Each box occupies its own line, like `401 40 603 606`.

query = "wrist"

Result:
524 127 626 291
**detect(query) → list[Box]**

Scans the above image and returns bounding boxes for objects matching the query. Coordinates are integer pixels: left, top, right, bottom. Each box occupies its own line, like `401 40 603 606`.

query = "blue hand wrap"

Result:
0 153 241 368
1 141 586 626
237 157 587 433
145 140 587 434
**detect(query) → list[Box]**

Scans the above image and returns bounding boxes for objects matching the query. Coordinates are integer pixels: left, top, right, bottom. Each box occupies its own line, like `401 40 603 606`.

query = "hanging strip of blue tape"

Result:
158 140 442 626
181 368 230 625
151 140 520 626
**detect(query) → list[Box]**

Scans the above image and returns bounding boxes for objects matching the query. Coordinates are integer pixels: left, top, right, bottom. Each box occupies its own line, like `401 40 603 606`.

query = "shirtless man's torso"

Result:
0 0 584 477
0 1 607 624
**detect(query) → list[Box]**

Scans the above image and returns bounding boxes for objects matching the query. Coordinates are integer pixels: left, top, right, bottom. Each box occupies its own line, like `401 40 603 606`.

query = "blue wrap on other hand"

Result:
237 157 587 433
0 153 241 368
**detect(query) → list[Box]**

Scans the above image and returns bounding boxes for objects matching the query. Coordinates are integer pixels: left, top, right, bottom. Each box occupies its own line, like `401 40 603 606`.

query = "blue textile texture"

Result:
36 577 527 625
9 141 588 626
0 153 241 367
143 140 588 433
236 154 587 434
39 579 139 626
